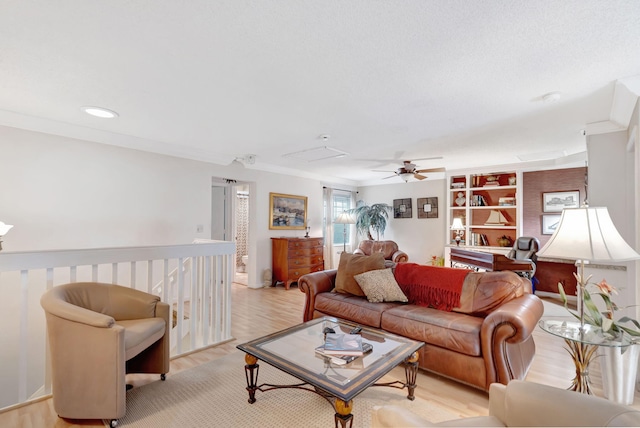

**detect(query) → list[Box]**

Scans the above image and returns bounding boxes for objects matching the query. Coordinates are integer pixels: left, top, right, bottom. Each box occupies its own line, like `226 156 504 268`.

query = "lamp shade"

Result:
537 207 640 263
450 217 464 231
334 211 355 224
0 222 13 236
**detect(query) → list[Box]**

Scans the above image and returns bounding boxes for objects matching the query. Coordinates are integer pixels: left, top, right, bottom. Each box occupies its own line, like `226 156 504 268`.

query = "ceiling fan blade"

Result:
372 169 395 173
381 174 397 180
411 156 443 162
415 167 446 173
414 173 427 180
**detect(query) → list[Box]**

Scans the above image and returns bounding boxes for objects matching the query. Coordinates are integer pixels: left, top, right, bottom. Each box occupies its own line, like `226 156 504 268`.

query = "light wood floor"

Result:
3 283 639 427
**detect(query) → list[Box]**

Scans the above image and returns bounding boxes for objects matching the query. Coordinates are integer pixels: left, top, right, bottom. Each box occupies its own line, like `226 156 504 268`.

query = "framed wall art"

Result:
417 197 438 219
542 214 561 235
542 191 580 213
393 198 412 219
269 192 307 230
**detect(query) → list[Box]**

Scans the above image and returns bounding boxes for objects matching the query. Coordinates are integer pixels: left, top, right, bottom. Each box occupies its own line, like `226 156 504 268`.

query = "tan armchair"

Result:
353 240 408 263
40 282 170 427
372 380 640 427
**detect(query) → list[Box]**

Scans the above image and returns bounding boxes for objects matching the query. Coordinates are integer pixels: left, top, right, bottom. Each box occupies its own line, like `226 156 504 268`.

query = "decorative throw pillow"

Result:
354 268 408 303
334 252 386 296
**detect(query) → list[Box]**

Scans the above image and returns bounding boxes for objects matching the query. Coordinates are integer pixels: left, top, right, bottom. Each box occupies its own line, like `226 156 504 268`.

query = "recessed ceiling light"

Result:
542 92 562 103
81 106 119 118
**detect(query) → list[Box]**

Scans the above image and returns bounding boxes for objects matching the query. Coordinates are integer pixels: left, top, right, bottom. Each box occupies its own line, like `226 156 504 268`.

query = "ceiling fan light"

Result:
399 172 413 182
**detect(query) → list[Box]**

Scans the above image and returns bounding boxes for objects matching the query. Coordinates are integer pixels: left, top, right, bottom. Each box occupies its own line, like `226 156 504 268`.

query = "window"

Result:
332 191 352 245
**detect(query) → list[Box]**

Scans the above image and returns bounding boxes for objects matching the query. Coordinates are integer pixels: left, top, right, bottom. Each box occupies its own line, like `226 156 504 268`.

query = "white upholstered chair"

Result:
372 380 640 427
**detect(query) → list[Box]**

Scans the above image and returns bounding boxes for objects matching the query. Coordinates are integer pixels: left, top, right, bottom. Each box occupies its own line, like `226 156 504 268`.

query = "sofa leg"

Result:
110 419 118 427
161 373 166 381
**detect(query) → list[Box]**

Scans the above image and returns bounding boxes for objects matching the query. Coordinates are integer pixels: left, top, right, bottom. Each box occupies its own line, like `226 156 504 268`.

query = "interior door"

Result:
211 185 227 240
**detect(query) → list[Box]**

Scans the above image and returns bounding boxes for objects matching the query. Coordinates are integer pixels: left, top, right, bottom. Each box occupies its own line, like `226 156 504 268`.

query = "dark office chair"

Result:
506 236 540 279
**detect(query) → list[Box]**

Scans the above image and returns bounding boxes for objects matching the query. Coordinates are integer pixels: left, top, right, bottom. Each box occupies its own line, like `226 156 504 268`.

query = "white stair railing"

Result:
0 241 235 412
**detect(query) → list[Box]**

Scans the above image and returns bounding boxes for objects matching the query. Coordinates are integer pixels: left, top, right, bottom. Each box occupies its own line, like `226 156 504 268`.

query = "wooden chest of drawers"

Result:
271 237 324 289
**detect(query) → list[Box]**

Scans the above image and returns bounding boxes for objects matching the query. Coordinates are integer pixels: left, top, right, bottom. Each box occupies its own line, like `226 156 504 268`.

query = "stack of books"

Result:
315 333 372 363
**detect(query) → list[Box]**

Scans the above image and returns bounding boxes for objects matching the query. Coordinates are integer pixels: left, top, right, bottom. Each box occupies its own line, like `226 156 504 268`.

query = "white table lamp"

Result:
450 217 465 246
0 221 14 251
536 206 640 330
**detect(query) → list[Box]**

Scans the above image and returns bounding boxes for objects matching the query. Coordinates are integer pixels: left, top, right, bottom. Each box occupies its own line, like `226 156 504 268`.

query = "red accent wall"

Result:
523 167 586 296
522 167 587 247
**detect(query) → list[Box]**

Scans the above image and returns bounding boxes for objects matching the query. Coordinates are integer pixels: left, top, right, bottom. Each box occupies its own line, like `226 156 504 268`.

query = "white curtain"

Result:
322 187 334 269
323 187 357 269
347 191 356 252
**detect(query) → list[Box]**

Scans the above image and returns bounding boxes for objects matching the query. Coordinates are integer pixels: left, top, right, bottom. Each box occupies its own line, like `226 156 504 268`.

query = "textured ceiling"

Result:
1 1 639 184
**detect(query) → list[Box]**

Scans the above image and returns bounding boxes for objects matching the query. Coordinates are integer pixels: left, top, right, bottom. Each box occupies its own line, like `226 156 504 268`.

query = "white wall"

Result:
587 129 638 321
356 179 447 264
0 125 325 289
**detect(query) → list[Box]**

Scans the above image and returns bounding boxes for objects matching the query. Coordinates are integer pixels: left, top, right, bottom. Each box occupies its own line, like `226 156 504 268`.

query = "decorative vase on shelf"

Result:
599 343 640 405
497 235 512 247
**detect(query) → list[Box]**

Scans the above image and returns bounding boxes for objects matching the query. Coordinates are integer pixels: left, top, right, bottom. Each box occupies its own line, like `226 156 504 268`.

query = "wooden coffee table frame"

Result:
237 317 424 427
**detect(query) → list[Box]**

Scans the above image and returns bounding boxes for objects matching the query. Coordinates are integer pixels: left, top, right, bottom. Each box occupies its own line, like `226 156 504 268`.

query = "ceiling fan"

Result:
374 160 446 182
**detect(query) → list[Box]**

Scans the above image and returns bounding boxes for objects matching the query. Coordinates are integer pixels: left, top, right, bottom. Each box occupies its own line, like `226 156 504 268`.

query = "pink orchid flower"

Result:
595 279 618 296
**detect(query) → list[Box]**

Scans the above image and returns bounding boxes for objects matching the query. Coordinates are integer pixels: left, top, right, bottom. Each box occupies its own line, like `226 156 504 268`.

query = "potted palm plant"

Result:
348 201 392 241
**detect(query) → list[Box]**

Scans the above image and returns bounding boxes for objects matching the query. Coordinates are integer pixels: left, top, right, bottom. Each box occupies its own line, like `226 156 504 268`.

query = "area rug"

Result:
109 351 458 427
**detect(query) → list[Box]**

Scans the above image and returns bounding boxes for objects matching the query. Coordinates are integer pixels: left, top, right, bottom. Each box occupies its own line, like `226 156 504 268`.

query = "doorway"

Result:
211 179 250 286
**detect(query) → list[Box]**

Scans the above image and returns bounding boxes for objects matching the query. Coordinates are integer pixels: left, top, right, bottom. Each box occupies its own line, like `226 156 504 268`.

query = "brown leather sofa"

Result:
353 240 409 263
299 267 544 391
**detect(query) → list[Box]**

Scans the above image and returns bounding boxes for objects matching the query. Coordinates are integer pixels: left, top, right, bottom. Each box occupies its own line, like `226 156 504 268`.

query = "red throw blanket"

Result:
394 263 470 311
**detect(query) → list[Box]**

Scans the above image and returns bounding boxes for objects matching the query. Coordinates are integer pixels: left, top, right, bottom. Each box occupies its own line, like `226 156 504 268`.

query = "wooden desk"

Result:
450 247 533 272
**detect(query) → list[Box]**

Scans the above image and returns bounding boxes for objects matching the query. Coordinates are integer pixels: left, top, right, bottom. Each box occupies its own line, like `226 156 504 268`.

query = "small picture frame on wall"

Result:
542 214 561 235
393 198 412 219
417 197 438 219
542 191 580 213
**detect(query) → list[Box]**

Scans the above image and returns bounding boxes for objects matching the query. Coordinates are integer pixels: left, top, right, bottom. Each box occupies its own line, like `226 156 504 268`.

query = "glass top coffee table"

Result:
236 316 424 427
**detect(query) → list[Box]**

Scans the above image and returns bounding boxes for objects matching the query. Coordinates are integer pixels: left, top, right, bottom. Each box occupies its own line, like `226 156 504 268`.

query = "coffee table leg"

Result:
404 351 419 401
244 354 259 404
334 399 353 428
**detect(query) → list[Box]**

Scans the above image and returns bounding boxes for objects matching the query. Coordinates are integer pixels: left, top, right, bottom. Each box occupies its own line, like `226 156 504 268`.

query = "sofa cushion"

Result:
314 292 400 328
381 305 482 356
118 318 166 361
335 252 386 296
454 271 526 316
354 268 408 303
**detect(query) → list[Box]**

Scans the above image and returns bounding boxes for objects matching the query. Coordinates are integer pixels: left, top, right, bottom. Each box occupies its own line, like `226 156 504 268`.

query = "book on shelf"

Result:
498 197 516 206
469 232 489 246
471 195 488 206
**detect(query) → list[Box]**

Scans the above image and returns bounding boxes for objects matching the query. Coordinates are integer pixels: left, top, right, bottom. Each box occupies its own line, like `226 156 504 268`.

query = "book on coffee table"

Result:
318 333 365 356
315 341 373 361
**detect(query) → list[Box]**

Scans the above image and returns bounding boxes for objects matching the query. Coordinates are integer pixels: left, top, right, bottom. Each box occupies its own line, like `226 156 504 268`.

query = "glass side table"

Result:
538 319 637 396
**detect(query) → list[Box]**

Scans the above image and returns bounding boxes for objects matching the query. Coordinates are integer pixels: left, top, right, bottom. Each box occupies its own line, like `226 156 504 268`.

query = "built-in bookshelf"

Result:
447 171 520 248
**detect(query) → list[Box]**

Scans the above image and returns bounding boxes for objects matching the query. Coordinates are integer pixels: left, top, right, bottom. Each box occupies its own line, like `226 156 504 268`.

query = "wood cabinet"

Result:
271 237 324 289
448 171 520 248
